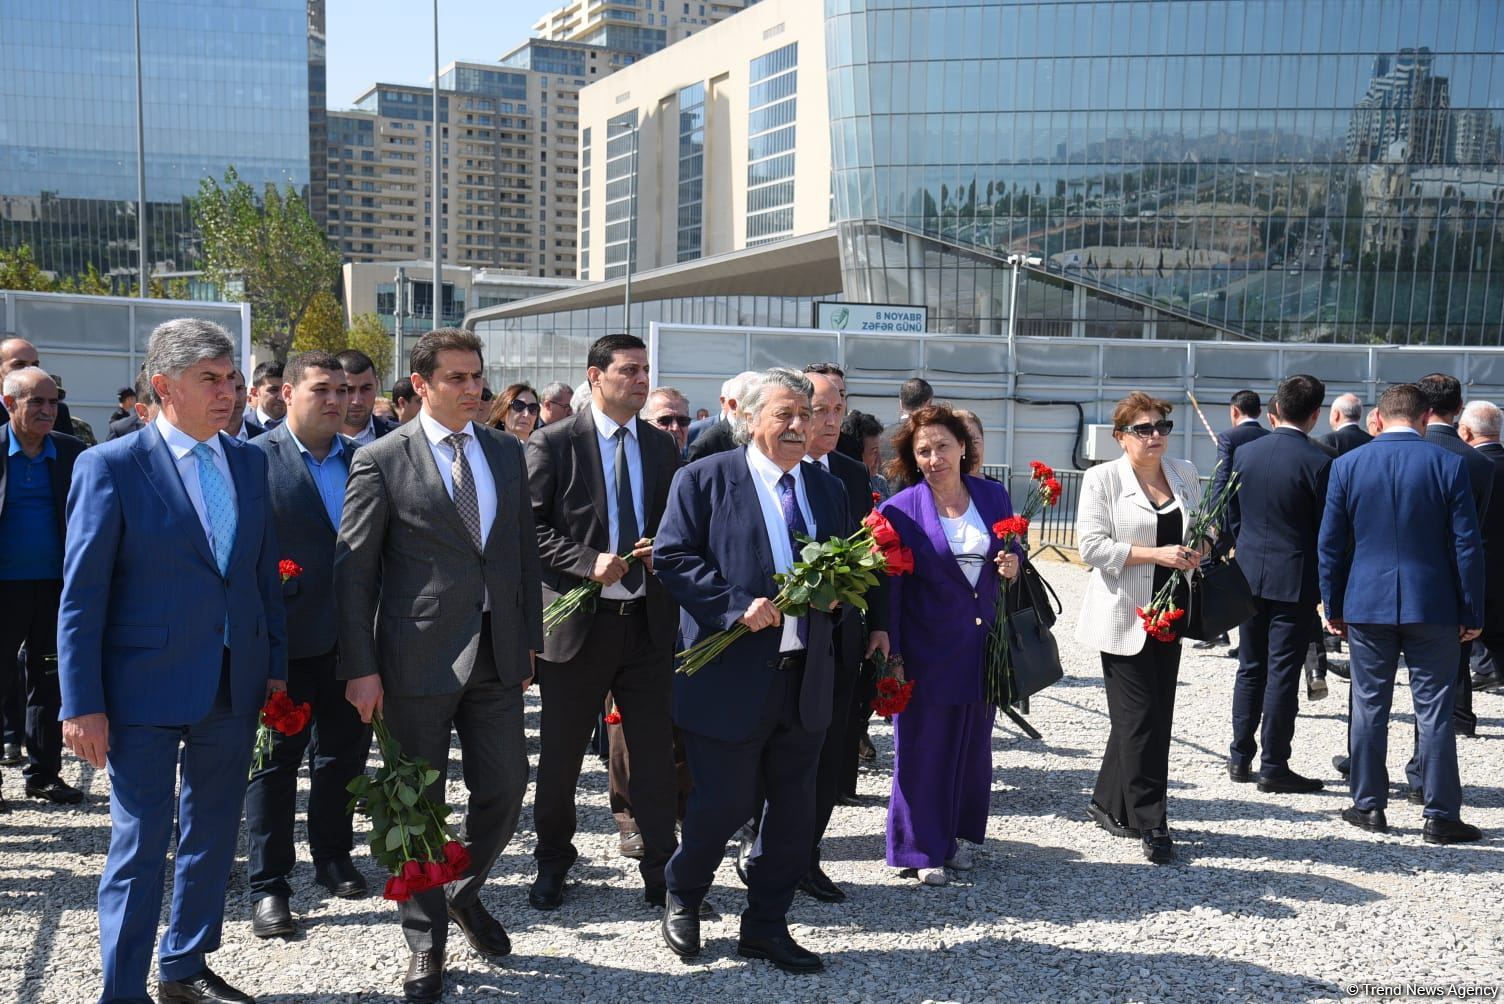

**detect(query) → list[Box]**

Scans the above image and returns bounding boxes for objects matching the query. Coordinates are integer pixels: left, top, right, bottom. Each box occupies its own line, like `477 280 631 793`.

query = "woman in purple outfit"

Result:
879 405 1020 886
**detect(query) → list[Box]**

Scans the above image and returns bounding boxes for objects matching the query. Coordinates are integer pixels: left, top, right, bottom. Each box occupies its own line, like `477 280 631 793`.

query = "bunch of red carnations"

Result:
249 690 311 779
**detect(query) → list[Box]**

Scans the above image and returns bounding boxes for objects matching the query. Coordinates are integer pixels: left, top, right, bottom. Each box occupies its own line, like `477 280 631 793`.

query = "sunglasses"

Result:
654 414 693 428
509 399 541 416
1121 420 1174 438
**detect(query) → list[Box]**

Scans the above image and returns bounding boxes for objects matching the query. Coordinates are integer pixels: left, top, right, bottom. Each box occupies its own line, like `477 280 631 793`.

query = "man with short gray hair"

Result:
0 336 74 432
59 317 287 1004
538 380 574 427
1460 400 1504 693
1318 393 1373 456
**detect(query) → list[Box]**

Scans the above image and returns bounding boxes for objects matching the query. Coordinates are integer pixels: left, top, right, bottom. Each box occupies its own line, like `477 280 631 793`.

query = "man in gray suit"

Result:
336 328 545 1004
244 351 371 941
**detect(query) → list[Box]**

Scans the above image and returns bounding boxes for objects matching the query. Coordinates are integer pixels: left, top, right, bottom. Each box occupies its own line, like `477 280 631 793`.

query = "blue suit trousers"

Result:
1346 623 1463 820
98 664 257 1003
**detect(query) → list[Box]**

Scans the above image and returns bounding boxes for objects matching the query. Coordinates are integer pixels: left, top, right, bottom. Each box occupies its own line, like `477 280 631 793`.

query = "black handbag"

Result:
1181 555 1257 641
1004 558 1065 703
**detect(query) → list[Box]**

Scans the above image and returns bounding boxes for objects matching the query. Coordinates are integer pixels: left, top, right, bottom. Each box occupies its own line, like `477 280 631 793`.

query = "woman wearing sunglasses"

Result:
487 382 541 443
1074 391 1204 864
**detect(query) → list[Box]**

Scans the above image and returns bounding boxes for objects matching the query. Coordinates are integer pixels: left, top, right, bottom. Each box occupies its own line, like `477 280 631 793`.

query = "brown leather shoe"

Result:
447 899 511 957
402 950 443 1003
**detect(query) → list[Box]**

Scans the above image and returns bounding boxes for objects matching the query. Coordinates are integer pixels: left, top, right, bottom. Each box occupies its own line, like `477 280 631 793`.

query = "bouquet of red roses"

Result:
676 505 912 676
249 690 311 779
346 714 472 902
1134 461 1240 643
982 461 1062 707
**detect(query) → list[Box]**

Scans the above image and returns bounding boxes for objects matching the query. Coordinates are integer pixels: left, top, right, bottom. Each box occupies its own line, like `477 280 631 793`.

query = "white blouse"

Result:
939 500 990 587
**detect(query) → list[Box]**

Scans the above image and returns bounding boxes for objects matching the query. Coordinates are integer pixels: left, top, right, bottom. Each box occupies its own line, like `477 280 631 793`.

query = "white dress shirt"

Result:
232 423 250 443
349 417 379 446
155 414 237 555
596 411 647 600
255 406 279 427
746 445 815 653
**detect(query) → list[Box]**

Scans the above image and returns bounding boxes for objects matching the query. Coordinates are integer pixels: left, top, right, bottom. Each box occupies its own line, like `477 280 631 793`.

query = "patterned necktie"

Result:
445 432 483 549
191 443 237 574
777 472 810 646
614 427 644 592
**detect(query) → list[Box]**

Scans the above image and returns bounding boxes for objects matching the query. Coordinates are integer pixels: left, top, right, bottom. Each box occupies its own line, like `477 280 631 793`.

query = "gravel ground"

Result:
3 558 1502 1003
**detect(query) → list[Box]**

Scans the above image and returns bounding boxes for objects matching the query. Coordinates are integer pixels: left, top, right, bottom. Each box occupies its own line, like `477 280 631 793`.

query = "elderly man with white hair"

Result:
1460 400 1504 693
686 370 758 462
1317 393 1373 456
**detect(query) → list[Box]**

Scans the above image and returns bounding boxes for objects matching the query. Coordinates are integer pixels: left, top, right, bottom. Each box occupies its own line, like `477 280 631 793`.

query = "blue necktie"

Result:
777 473 810 647
191 442 238 574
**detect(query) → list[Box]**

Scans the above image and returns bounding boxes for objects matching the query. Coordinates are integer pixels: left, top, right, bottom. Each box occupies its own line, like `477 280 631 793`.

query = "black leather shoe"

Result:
0 791 10 814
733 830 754 886
835 793 864 807
313 856 367 899
1423 817 1483 845
1341 806 1388 833
1140 827 1173 864
619 830 645 859
1327 660 1351 680
1332 754 1350 776
1257 770 1323 794
250 895 295 938
157 967 254 1003
447 900 511 957
402 950 443 1003
1226 762 1255 783
1192 635 1230 650
0 743 21 766
661 901 700 959
1399 785 1425 806
737 933 823 974
1086 801 1138 838
25 778 83 804
528 870 565 911
1455 719 1477 739
798 866 846 903
646 885 714 915
1472 671 1503 692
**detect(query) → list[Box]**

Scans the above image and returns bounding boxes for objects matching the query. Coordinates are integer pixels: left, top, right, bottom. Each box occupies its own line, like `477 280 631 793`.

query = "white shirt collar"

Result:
803 452 831 471
1384 427 1421 436
748 444 801 487
1238 418 1260 426
255 406 277 426
419 409 476 448
595 410 637 441
155 414 225 459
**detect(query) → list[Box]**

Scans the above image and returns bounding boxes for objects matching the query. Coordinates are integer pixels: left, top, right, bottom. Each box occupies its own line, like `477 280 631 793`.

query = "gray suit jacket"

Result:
334 418 545 695
249 423 356 660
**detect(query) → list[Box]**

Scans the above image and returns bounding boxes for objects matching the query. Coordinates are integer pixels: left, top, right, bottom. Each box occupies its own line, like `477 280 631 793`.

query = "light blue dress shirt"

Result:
290 430 349 527
595 411 647 600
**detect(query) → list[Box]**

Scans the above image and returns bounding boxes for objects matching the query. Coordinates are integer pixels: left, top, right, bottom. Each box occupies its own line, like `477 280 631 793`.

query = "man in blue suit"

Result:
1318 383 1484 845
1227 375 1331 794
654 368 851 975
59 319 288 1004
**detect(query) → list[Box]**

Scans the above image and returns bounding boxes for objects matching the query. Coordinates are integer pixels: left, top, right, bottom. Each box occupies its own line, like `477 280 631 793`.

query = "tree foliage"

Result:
289 297 393 384
192 166 341 364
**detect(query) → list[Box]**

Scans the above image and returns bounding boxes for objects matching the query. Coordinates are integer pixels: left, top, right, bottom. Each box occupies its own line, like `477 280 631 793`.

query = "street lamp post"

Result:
431 0 443 330
394 265 408 381
1004 252 1024 473
622 121 638 336
132 0 147 298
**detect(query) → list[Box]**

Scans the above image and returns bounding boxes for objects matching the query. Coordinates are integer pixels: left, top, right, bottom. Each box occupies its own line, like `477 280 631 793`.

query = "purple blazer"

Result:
881 474 1019 707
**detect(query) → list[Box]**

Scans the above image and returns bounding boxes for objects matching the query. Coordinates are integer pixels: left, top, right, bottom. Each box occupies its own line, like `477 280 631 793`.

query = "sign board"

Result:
814 301 927 334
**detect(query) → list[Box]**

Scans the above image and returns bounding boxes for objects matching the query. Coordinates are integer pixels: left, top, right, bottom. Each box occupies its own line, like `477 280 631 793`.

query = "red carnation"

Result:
882 545 915 576
870 676 915 716
1041 478 1063 505
992 516 1031 541
862 510 901 549
278 558 303 584
871 491 881 505
1029 461 1056 482
383 875 411 902
604 709 622 725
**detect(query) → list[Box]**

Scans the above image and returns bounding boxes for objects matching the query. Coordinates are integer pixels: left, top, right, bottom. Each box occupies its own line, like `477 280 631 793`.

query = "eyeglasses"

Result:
1121 420 1174 438
509 400 541 416
654 414 693 428
544 398 571 410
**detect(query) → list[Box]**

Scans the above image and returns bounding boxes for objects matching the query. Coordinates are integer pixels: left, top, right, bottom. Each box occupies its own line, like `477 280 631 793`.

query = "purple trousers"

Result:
886 700 995 868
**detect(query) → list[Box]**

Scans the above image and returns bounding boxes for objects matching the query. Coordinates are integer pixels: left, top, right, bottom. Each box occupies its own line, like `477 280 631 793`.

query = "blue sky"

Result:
325 0 545 109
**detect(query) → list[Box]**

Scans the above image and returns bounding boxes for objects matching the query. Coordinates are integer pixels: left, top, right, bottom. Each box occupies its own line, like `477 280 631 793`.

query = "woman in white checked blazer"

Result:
1074 391 1204 864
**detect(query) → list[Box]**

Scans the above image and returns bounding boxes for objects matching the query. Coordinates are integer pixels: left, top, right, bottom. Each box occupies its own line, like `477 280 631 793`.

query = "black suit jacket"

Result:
1317 423 1373 457
1473 442 1504 628
684 417 735 463
0 426 86 557
241 417 268 441
249 424 356 660
820 450 889 640
1427 423 1493 522
1229 427 1332 604
1211 419 1268 503
526 405 681 663
106 413 144 441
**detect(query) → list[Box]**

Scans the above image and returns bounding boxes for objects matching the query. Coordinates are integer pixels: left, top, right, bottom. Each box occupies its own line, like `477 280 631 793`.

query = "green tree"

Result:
192 166 341 364
290 298 392 385
0 245 56 291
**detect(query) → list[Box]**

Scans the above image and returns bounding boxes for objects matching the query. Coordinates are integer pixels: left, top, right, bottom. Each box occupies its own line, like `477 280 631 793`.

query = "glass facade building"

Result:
0 1 317 282
825 0 1504 344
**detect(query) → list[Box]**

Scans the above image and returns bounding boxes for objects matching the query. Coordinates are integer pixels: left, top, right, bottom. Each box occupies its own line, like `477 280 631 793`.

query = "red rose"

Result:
992 515 1031 541
862 510 901 549
383 875 411 902
400 858 428 891
442 840 472 875
870 491 881 505
421 860 449 889
882 546 915 576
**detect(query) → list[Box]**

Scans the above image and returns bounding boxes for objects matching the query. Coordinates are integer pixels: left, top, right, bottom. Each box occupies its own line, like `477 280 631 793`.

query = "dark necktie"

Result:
615 427 643 592
444 432 482 550
777 472 810 646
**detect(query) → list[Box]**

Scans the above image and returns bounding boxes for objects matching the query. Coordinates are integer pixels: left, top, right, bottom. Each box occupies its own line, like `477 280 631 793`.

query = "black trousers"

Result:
243 647 372 900
1230 597 1311 775
1094 638 1180 832
837 659 877 797
0 579 64 783
811 627 862 864
534 607 677 887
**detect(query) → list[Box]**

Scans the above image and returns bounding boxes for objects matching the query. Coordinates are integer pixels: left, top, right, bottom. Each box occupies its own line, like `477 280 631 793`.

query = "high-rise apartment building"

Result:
0 1 322 280
534 0 755 58
326 39 628 278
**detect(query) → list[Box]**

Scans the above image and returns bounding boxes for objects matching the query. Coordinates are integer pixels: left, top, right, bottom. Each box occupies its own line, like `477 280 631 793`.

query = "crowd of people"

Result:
0 319 1493 1003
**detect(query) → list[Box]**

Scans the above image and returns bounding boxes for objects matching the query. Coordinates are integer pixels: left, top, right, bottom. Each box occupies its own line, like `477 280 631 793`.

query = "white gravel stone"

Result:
2 558 1501 1002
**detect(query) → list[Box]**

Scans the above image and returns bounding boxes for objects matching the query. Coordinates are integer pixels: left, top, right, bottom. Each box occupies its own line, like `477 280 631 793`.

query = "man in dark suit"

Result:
0 337 73 433
525 334 682 911
877 377 933 468
243 351 372 940
1226 375 1331 794
1418 373 1492 740
1317 393 1373 456
245 361 286 430
684 370 755 463
0 367 87 808
1195 389 1269 652
1319 383 1484 845
337 328 544 1003
654 368 851 975
106 372 154 441
1459 401 1504 693
224 368 266 443
336 349 399 447
60 318 287 1004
